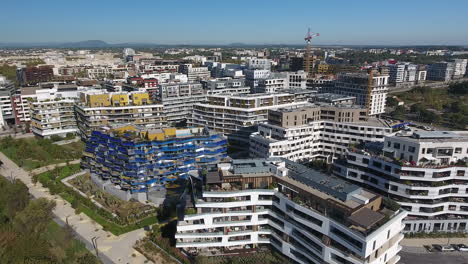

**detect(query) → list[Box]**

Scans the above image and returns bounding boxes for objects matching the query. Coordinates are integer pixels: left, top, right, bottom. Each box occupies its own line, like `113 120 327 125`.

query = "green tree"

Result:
13 198 56 236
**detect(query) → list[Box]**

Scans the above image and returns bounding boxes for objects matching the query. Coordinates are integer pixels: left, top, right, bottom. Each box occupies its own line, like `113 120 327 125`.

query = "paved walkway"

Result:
30 159 81 175
0 152 153 264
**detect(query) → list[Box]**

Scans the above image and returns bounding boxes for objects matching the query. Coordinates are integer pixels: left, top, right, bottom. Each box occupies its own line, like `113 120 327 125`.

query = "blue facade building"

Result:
82 125 227 197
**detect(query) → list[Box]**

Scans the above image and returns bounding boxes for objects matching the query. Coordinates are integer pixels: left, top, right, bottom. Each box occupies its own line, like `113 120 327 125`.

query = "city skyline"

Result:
1 0 468 45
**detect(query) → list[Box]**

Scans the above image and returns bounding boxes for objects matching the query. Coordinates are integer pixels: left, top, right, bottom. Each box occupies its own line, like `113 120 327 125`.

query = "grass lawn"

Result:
0 136 84 170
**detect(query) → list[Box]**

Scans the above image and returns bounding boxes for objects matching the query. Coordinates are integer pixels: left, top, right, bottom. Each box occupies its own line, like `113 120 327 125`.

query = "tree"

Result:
13 198 56 236
391 105 406 120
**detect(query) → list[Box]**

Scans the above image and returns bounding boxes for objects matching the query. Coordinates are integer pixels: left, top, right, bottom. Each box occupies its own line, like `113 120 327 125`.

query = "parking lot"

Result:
400 246 468 264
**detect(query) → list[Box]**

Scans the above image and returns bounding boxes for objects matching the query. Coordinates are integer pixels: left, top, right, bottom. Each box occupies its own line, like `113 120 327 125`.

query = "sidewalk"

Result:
0 152 153 264
30 159 81 175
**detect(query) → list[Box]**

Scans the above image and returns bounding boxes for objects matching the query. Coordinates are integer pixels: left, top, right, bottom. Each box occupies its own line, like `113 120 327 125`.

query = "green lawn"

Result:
0 136 84 170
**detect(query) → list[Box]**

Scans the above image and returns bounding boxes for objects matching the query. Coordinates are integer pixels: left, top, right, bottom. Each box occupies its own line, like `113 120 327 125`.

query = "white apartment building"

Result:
246 58 272 70
453 59 468 78
334 72 389 116
253 71 307 93
155 82 206 124
244 69 271 89
176 158 407 264
334 131 468 233
0 76 15 126
191 93 308 144
179 64 211 82
201 78 250 95
250 104 392 163
30 99 77 137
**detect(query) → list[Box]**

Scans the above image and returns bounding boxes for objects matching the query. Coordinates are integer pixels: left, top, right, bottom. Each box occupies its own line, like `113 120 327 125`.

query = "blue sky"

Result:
1 0 467 45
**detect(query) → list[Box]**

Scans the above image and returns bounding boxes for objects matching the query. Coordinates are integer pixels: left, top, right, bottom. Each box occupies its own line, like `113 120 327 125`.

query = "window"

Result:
408 146 416 153
455 148 462 154
363 158 369 164
393 143 400 149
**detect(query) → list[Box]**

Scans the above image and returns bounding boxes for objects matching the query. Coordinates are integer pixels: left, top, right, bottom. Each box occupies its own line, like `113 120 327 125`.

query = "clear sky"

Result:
1 0 467 45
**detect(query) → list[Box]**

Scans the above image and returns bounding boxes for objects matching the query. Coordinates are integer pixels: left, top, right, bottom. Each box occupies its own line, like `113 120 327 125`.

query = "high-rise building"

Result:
334 131 468 233
176 158 407 264
82 125 227 203
333 72 389 116
0 76 16 126
179 64 211 82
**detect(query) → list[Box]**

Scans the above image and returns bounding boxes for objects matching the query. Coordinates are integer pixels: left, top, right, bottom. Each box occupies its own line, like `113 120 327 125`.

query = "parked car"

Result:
453 244 468 251
434 244 455 252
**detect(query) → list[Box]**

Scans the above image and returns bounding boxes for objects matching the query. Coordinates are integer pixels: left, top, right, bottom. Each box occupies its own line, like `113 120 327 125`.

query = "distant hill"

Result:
61 40 109 48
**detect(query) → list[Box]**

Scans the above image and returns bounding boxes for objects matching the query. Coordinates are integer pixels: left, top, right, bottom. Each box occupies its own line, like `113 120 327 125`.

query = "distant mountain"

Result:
61 40 109 48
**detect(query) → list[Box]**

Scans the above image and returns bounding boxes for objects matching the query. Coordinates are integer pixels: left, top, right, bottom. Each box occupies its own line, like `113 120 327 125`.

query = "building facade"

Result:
82 125 227 203
201 78 250 95
176 158 407 264
75 91 166 138
155 82 206 124
334 72 389 116
334 131 468 233
30 99 77 137
250 104 391 162
191 93 309 144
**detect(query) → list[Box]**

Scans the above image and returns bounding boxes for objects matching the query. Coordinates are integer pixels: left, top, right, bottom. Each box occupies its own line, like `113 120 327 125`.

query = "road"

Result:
0 152 153 264
400 246 468 264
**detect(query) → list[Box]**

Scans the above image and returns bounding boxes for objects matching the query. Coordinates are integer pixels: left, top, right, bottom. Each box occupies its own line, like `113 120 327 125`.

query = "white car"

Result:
434 244 455 252
456 244 468 252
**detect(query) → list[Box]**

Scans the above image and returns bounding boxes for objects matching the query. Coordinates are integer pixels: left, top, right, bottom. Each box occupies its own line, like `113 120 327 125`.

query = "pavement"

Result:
0 151 153 264
30 159 81 175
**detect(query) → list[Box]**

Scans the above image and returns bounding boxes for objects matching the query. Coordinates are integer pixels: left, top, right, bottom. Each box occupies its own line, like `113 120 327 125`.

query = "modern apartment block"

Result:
191 93 309 144
333 131 468 233
253 71 308 93
427 62 455 82
244 69 270 90
30 99 77 137
387 63 425 86
333 72 389 116
453 59 468 78
246 58 272 70
75 91 166 138
176 158 407 264
17 65 54 86
0 76 16 126
250 104 392 162
179 64 211 82
201 78 250 95
155 82 206 124
82 125 227 203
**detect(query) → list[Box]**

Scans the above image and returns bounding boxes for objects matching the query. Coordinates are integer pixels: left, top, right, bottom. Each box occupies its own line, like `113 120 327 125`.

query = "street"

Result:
400 246 468 264
0 152 153 264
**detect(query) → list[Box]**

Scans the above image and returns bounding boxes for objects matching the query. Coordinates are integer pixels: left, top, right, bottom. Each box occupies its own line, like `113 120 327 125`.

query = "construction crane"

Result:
366 68 374 113
304 28 319 79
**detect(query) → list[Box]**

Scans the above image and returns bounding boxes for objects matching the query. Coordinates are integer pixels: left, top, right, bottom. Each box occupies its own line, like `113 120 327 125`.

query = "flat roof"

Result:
348 207 385 229
283 159 361 202
231 159 274 175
